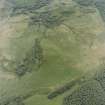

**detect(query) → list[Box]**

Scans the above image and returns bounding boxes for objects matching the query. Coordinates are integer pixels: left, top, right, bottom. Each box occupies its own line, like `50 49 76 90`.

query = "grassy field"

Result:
0 0 105 105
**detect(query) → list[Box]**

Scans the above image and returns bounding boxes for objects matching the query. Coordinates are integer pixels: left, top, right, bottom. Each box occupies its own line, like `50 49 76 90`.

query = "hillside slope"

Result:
0 0 105 105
